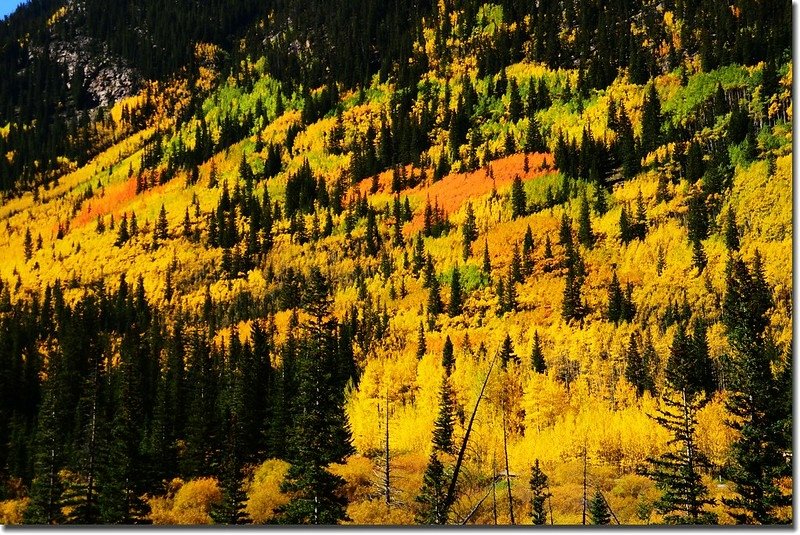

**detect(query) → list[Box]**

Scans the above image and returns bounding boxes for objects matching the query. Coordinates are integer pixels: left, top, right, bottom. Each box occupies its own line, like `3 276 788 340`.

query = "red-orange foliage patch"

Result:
358 152 555 233
72 177 138 229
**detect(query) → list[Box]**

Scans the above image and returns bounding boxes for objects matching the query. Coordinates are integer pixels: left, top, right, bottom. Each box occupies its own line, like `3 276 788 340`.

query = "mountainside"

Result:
0 0 793 526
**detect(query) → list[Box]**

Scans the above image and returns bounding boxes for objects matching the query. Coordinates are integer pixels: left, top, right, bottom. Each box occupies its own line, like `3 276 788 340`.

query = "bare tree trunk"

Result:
502 400 515 524
384 390 391 507
442 351 499 521
492 452 498 525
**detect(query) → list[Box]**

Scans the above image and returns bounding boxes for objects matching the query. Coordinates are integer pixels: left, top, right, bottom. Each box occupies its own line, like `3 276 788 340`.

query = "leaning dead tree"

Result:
440 349 499 522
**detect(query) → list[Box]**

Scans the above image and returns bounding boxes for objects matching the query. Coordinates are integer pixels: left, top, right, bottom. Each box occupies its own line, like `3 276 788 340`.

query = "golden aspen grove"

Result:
0 0 792 526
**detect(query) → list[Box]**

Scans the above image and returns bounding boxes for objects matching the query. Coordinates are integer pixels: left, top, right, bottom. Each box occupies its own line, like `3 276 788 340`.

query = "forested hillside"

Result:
0 0 792 525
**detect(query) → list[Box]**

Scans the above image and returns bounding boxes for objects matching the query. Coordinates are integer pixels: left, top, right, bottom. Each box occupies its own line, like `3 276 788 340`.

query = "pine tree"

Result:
182 208 191 238
427 274 443 317
619 205 632 244
543 234 553 259
721 253 790 524
606 271 624 323
511 175 526 219
530 331 546 374
644 324 717 525
416 322 427 360
522 226 534 277
529 460 551 525
523 114 545 153
431 374 455 456
640 83 662 155
508 78 522 121
210 451 250 525
624 333 651 397
441 336 454 375
276 268 354 525
23 227 33 261
499 334 519 368
156 204 168 241
24 356 67 525
686 192 709 243
589 489 611 525
559 212 572 247
482 239 491 275
725 207 740 251
577 193 594 248
115 214 130 246
685 141 704 183
461 203 478 261
415 452 447 524
691 239 707 273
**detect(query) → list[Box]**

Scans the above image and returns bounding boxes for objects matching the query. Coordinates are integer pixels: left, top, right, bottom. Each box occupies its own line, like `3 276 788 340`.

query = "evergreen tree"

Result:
427 274 443 317
156 204 168 241
462 202 478 260
415 452 447 524
210 451 250 525
499 334 519 368
577 193 593 248
23 227 33 261
529 460 551 525
431 376 455 455
725 207 740 251
115 214 130 246
606 271 624 323
276 268 354 525
530 331 546 374
441 336 454 375
645 324 717 525
24 357 67 525
589 489 611 525
523 114 545 153
508 78 522 121
522 226 534 277
619 205 632 244
511 175 526 219
482 239 491 275
416 322 427 360
624 333 651 397
685 141 704 183
640 83 662 155
721 253 790 524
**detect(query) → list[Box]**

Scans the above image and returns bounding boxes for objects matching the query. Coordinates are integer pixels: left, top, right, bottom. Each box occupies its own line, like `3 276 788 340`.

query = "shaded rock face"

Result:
51 34 140 109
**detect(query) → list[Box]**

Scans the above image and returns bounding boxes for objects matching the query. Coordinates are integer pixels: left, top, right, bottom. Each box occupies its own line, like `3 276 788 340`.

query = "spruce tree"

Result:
115 214 130 246
276 268 354 525
724 207 740 251
482 239 491 275
606 271 624 323
448 268 462 317
416 322 427 360
645 324 717 525
24 357 67 525
721 253 790 524
511 175 526 219
427 274 443 317
619 205 632 244
156 204 168 241
640 83 661 155
529 460 551 525
530 331 546 374
431 375 455 455
415 452 447 524
499 334 519 368
441 335 454 375
522 226 534 277
23 227 33 261
589 489 611 525
577 193 593 248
